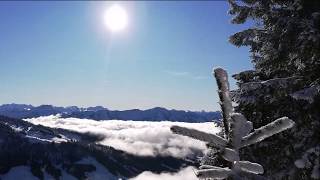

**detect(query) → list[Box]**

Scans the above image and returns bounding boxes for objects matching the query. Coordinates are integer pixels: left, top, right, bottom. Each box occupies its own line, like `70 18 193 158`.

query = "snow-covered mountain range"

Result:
0 104 221 122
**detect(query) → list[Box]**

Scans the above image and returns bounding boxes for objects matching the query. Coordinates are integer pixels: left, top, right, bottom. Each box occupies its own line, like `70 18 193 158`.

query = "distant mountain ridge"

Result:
0 104 221 122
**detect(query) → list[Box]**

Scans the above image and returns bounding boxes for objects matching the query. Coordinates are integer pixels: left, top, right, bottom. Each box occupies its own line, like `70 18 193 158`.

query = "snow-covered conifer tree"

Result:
171 68 295 179
228 0 320 178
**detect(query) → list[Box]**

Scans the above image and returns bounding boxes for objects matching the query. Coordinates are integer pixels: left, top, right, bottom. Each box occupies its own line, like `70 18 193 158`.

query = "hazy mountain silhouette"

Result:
0 104 221 122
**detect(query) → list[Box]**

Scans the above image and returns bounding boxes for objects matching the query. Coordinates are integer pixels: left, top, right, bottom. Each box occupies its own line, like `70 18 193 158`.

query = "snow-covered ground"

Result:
24 115 220 158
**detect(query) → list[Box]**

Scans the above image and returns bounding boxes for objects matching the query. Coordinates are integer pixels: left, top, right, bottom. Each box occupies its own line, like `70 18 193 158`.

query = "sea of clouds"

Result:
24 115 221 180
130 166 198 180
25 115 220 158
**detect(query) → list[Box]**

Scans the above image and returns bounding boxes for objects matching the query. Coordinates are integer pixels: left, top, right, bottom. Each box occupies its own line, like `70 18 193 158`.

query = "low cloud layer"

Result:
24 115 220 158
130 166 198 180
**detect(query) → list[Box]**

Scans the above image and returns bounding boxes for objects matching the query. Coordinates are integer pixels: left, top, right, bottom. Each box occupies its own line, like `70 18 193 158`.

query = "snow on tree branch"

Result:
214 67 233 137
221 147 239 162
234 161 264 174
241 117 295 147
240 76 302 93
229 113 252 149
196 167 232 179
170 125 227 148
290 85 320 103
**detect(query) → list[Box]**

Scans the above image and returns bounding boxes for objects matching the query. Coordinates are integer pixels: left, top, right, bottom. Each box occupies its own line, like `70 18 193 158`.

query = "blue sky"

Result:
0 1 252 111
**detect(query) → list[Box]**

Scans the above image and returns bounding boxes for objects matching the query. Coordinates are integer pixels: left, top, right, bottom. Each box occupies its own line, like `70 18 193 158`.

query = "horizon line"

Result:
0 103 221 113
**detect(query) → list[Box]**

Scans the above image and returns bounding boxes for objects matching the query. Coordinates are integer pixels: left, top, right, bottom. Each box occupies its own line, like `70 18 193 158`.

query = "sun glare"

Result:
104 4 128 32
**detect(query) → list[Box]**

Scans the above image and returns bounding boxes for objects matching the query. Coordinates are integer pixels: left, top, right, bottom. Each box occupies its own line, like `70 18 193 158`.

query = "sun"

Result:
104 4 128 32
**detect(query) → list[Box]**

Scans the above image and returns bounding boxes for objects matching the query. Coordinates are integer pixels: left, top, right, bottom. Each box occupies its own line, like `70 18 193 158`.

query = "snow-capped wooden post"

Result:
171 67 295 179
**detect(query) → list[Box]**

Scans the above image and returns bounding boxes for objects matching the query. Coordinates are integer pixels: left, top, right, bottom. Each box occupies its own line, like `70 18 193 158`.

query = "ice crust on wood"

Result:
200 165 221 169
241 117 295 147
221 147 239 162
214 68 233 137
234 161 264 174
197 167 232 179
229 113 252 149
170 125 227 148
